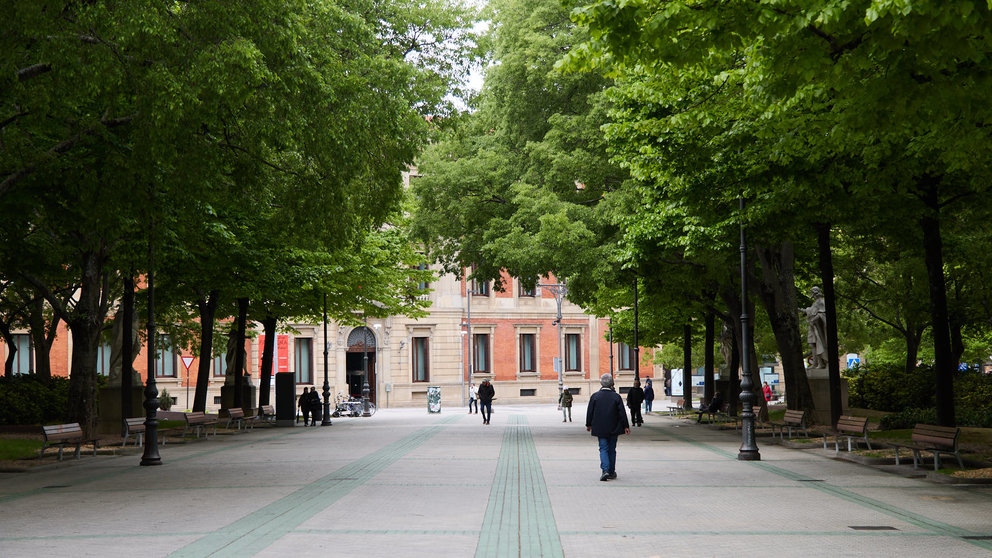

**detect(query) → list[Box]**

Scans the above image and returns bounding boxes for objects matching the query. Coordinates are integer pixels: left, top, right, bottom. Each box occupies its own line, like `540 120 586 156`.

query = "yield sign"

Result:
181 356 195 370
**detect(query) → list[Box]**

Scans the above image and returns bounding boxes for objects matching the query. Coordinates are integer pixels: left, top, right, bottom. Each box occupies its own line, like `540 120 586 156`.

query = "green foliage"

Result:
845 363 935 412
879 408 938 430
158 389 174 412
0 375 70 425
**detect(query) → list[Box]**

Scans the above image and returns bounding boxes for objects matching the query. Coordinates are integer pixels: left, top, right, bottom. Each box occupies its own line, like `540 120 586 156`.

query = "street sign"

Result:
181 356 194 370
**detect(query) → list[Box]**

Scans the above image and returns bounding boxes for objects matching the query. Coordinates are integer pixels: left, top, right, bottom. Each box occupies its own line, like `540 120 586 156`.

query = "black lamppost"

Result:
539 281 567 397
608 317 614 375
321 294 332 426
738 197 760 461
141 189 161 466
633 277 640 383
361 317 372 417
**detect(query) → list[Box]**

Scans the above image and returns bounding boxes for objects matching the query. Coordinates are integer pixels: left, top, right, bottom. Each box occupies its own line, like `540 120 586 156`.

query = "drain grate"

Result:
849 526 898 531
798 479 824 482
650 439 670 442
963 536 992 540
43 485 70 489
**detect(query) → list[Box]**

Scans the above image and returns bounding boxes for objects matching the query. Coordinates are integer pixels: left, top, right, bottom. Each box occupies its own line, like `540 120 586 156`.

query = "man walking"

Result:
559 386 573 422
586 374 630 481
478 378 495 425
469 382 478 414
627 380 644 427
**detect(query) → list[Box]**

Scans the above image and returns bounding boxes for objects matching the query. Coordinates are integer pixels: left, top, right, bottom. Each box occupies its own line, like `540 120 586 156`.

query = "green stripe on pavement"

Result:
663 427 992 552
168 414 462 558
475 415 563 558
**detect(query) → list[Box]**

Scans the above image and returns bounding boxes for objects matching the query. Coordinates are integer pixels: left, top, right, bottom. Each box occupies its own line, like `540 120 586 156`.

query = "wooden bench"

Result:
734 406 768 431
823 415 871 452
769 410 808 440
183 411 218 438
700 402 730 423
667 399 686 416
224 408 257 431
891 424 964 471
41 423 99 461
123 417 174 447
258 405 276 424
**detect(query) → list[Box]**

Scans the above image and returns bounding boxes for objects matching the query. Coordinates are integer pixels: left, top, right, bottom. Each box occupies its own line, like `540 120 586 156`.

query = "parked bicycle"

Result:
332 393 377 417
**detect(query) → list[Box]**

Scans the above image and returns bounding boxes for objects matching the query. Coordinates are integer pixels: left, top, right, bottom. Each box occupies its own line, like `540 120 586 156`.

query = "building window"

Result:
518 280 535 297
470 264 490 296
565 333 581 371
412 337 430 382
295 338 313 384
618 343 636 371
11 334 32 375
213 354 227 377
416 263 430 290
155 335 177 378
473 333 490 373
520 334 536 373
96 343 111 376
520 389 537 397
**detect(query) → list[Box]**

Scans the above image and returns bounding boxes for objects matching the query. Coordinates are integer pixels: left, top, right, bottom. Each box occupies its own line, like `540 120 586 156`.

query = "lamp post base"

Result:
737 450 761 461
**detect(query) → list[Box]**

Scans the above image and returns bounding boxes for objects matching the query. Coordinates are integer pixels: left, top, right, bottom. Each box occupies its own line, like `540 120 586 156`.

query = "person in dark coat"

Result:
643 378 655 413
586 373 630 481
478 379 495 424
299 388 311 426
697 392 724 423
626 380 644 427
309 388 322 426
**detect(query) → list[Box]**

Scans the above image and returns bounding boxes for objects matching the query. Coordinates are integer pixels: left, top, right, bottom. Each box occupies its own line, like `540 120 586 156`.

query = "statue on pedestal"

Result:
803 286 828 369
107 307 142 387
718 323 733 374
224 333 247 386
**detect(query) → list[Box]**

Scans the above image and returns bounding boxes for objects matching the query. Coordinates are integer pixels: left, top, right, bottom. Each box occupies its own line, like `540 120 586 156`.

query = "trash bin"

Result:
427 386 441 413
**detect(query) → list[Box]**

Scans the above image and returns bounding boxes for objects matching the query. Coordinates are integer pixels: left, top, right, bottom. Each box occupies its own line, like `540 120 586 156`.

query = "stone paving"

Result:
1 403 991 557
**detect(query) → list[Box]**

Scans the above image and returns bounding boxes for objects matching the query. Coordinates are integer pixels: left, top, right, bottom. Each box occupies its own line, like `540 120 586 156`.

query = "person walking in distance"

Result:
586 374 630 481
627 380 644 427
468 383 478 414
559 386 573 422
478 379 495 425
299 387 311 426
643 378 655 413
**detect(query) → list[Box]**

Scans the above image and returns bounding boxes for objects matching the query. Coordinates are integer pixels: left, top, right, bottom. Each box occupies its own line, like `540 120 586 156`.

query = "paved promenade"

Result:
1 404 991 557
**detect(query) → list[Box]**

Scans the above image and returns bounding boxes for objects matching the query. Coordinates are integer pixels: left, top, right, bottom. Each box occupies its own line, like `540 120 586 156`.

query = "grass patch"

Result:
159 419 184 430
0 439 43 460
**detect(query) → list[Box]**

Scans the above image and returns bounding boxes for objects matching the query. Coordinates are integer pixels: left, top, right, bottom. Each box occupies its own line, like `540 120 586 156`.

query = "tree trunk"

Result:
233 297 249 409
66 250 110 434
815 224 843 427
682 324 692 409
0 322 15 378
719 289 742 414
192 291 218 412
29 298 52 380
920 211 956 426
753 242 814 413
259 315 277 407
905 328 923 376
121 275 135 418
704 311 715 404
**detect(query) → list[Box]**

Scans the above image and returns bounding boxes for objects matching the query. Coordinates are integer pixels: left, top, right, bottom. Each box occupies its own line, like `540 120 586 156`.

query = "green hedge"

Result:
0 375 71 425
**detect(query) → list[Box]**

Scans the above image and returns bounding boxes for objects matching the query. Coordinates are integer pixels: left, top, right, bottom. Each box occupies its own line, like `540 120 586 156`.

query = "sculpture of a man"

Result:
803 286 828 369
224 333 247 386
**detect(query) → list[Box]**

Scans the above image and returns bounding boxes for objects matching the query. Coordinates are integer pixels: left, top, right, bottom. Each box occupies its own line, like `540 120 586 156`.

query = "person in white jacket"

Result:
469 383 478 414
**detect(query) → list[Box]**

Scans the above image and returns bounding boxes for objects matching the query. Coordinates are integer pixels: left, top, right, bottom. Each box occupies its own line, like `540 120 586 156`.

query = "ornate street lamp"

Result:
539 281 567 397
361 318 372 417
321 294 332 426
633 277 640 383
141 189 161 466
738 197 760 461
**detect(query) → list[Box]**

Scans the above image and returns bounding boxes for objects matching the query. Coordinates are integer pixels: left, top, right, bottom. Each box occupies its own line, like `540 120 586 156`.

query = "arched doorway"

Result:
346 326 377 404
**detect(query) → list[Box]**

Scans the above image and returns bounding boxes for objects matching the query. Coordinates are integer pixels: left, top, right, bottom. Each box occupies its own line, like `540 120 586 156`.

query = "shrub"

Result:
879 407 937 429
845 363 934 412
0 375 71 425
158 389 174 411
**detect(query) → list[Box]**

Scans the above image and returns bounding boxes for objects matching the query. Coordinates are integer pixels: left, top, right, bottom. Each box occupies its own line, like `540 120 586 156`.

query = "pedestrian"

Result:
309 388 322 425
469 383 478 414
478 378 495 425
586 373 630 482
697 391 724 423
627 380 644 427
664 376 671 396
299 388 311 426
762 381 773 402
559 386 573 422
643 378 655 413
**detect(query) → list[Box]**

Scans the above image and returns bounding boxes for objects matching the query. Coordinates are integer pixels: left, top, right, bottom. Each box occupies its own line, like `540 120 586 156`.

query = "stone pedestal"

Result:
805 367 849 426
220 384 257 411
98 386 145 435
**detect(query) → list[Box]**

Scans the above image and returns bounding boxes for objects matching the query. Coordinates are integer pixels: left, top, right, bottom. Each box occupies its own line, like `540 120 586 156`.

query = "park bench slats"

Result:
667 399 686 416
41 423 99 461
823 415 871 452
259 405 276 424
892 424 963 471
183 412 218 438
122 417 145 447
770 410 808 440
224 408 256 431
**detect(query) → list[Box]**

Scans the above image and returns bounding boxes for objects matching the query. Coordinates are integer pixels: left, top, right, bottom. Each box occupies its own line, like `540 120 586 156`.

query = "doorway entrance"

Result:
346 326 377 404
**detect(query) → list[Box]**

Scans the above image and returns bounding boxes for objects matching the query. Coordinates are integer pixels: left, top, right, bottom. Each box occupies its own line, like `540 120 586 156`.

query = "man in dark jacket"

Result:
478 379 495 425
626 380 644 427
643 378 655 413
586 373 630 481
